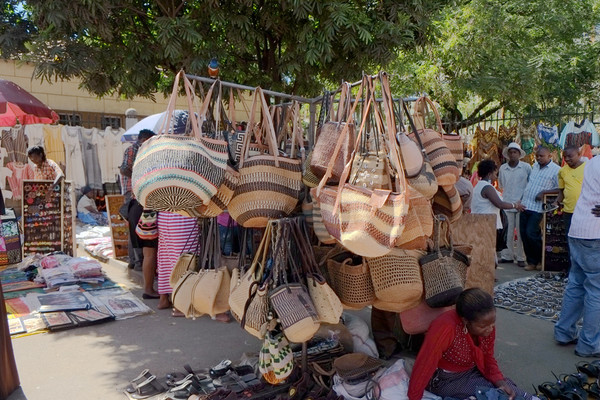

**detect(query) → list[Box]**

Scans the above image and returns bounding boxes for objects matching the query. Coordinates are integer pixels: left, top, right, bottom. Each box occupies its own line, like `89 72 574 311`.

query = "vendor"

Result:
407 288 535 400
77 186 108 226
27 146 64 184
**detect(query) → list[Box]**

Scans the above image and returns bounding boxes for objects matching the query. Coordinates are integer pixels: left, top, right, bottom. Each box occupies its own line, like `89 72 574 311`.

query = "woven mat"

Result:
494 272 568 323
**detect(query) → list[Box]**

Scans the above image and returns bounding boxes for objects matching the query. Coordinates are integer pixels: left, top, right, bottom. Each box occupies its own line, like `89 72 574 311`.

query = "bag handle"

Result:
432 214 455 257
240 88 282 168
413 96 444 134
402 101 430 161
315 79 365 197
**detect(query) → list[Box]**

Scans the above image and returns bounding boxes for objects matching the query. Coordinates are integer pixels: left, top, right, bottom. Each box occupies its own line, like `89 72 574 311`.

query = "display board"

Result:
542 194 569 272
21 180 75 257
105 195 128 259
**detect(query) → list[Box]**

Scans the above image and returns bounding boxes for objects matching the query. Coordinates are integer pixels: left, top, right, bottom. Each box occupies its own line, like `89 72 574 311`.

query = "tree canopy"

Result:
390 0 600 129
1 0 448 98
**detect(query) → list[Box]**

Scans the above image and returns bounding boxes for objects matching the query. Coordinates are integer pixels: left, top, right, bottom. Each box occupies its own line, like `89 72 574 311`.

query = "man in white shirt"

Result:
554 155 600 357
498 142 532 267
519 147 560 270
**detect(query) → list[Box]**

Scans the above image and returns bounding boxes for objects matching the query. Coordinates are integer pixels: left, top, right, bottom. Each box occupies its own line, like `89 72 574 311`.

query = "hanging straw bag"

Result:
403 102 438 200
169 220 201 288
310 84 355 183
395 187 434 250
327 253 375 309
191 219 231 317
365 249 425 313
229 223 272 324
259 330 295 384
227 88 303 228
419 215 470 308
409 96 460 187
432 184 463 223
292 219 343 324
132 72 229 213
269 220 320 343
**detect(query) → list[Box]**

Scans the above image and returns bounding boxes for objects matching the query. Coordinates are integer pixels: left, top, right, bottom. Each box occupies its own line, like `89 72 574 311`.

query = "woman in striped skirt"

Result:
157 212 199 310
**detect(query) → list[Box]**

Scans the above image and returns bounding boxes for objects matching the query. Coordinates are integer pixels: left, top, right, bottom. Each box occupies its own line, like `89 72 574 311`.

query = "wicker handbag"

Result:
336 74 408 257
191 219 231 317
228 88 302 228
327 254 375 310
310 83 355 183
292 219 343 325
395 187 434 250
432 184 463 223
419 215 470 308
365 248 425 313
409 96 460 187
269 221 320 343
229 223 272 322
403 102 438 199
132 72 229 213
443 133 464 163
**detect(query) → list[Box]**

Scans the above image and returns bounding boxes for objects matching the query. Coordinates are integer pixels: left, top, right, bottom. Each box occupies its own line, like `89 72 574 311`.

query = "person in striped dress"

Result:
156 211 199 310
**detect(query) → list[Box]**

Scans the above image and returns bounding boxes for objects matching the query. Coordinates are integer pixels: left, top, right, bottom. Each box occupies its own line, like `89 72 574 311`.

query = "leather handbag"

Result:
409 96 460 187
419 215 470 308
132 72 229 214
228 88 303 228
310 83 355 183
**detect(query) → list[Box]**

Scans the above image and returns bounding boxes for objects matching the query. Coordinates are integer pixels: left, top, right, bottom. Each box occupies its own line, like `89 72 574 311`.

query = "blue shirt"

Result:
521 161 560 212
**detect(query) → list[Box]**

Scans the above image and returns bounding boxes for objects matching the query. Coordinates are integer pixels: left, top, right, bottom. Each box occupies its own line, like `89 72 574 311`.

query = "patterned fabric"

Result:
157 212 199 295
521 161 560 212
6 162 34 199
1 127 28 164
537 123 559 145
120 141 141 195
558 120 600 149
32 159 63 181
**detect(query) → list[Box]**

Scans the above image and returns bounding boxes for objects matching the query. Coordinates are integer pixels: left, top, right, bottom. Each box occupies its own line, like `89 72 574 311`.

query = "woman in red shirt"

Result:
407 288 535 400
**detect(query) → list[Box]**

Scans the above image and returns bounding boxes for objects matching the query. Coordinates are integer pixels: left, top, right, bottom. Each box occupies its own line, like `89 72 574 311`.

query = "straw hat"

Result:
502 142 526 159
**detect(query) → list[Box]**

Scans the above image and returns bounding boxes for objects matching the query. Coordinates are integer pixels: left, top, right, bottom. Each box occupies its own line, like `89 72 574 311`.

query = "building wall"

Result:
0 59 254 129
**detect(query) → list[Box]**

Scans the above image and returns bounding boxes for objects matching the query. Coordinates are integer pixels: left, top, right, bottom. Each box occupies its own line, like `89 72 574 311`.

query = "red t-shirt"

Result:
407 310 504 400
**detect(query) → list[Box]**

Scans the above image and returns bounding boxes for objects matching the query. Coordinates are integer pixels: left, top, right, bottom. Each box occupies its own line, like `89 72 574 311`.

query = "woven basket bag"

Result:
395 187 434 250
228 88 302 228
132 72 229 213
419 215 470 308
365 249 425 313
327 256 375 310
409 96 460 187
432 184 463 223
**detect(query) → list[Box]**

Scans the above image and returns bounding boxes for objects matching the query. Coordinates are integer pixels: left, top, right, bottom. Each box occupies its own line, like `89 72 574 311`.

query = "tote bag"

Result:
132 72 229 213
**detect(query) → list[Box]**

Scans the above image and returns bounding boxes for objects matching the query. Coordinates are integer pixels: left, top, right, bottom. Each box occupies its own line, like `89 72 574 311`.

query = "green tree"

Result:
390 0 600 130
2 0 449 98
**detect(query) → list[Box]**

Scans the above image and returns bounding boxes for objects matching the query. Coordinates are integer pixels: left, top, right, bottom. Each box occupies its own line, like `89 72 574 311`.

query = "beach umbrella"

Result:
0 79 59 126
122 109 193 142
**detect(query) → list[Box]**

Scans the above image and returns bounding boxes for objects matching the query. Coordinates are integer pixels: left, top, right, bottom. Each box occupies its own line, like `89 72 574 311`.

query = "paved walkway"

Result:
6 258 586 400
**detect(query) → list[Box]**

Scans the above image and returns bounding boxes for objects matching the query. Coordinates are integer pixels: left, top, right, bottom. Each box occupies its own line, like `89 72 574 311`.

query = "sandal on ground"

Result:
578 362 600 380
559 387 588 400
210 359 233 379
539 382 563 399
129 375 166 399
125 369 153 393
584 381 600 398
562 373 589 388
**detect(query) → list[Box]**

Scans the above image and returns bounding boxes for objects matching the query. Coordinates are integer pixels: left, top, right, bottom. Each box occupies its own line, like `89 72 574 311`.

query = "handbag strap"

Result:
413 96 444 134
315 79 365 197
240 87 282 168
402 101 430 161
432 214 455 256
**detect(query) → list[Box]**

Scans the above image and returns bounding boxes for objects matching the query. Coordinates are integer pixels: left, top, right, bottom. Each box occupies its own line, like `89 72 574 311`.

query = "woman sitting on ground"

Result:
407 288 537 400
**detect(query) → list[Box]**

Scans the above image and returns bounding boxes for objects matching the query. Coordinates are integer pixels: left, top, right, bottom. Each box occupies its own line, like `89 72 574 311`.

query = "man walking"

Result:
554 155 600 357
498 142 531 267
519 146 560 271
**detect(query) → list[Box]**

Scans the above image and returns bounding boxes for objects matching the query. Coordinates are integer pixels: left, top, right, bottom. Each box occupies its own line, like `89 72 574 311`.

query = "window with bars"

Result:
58 113 82 126
101 116 122 129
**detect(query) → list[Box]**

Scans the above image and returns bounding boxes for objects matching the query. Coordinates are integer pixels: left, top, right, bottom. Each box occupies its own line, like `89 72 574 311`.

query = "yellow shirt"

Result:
558 162 586 213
